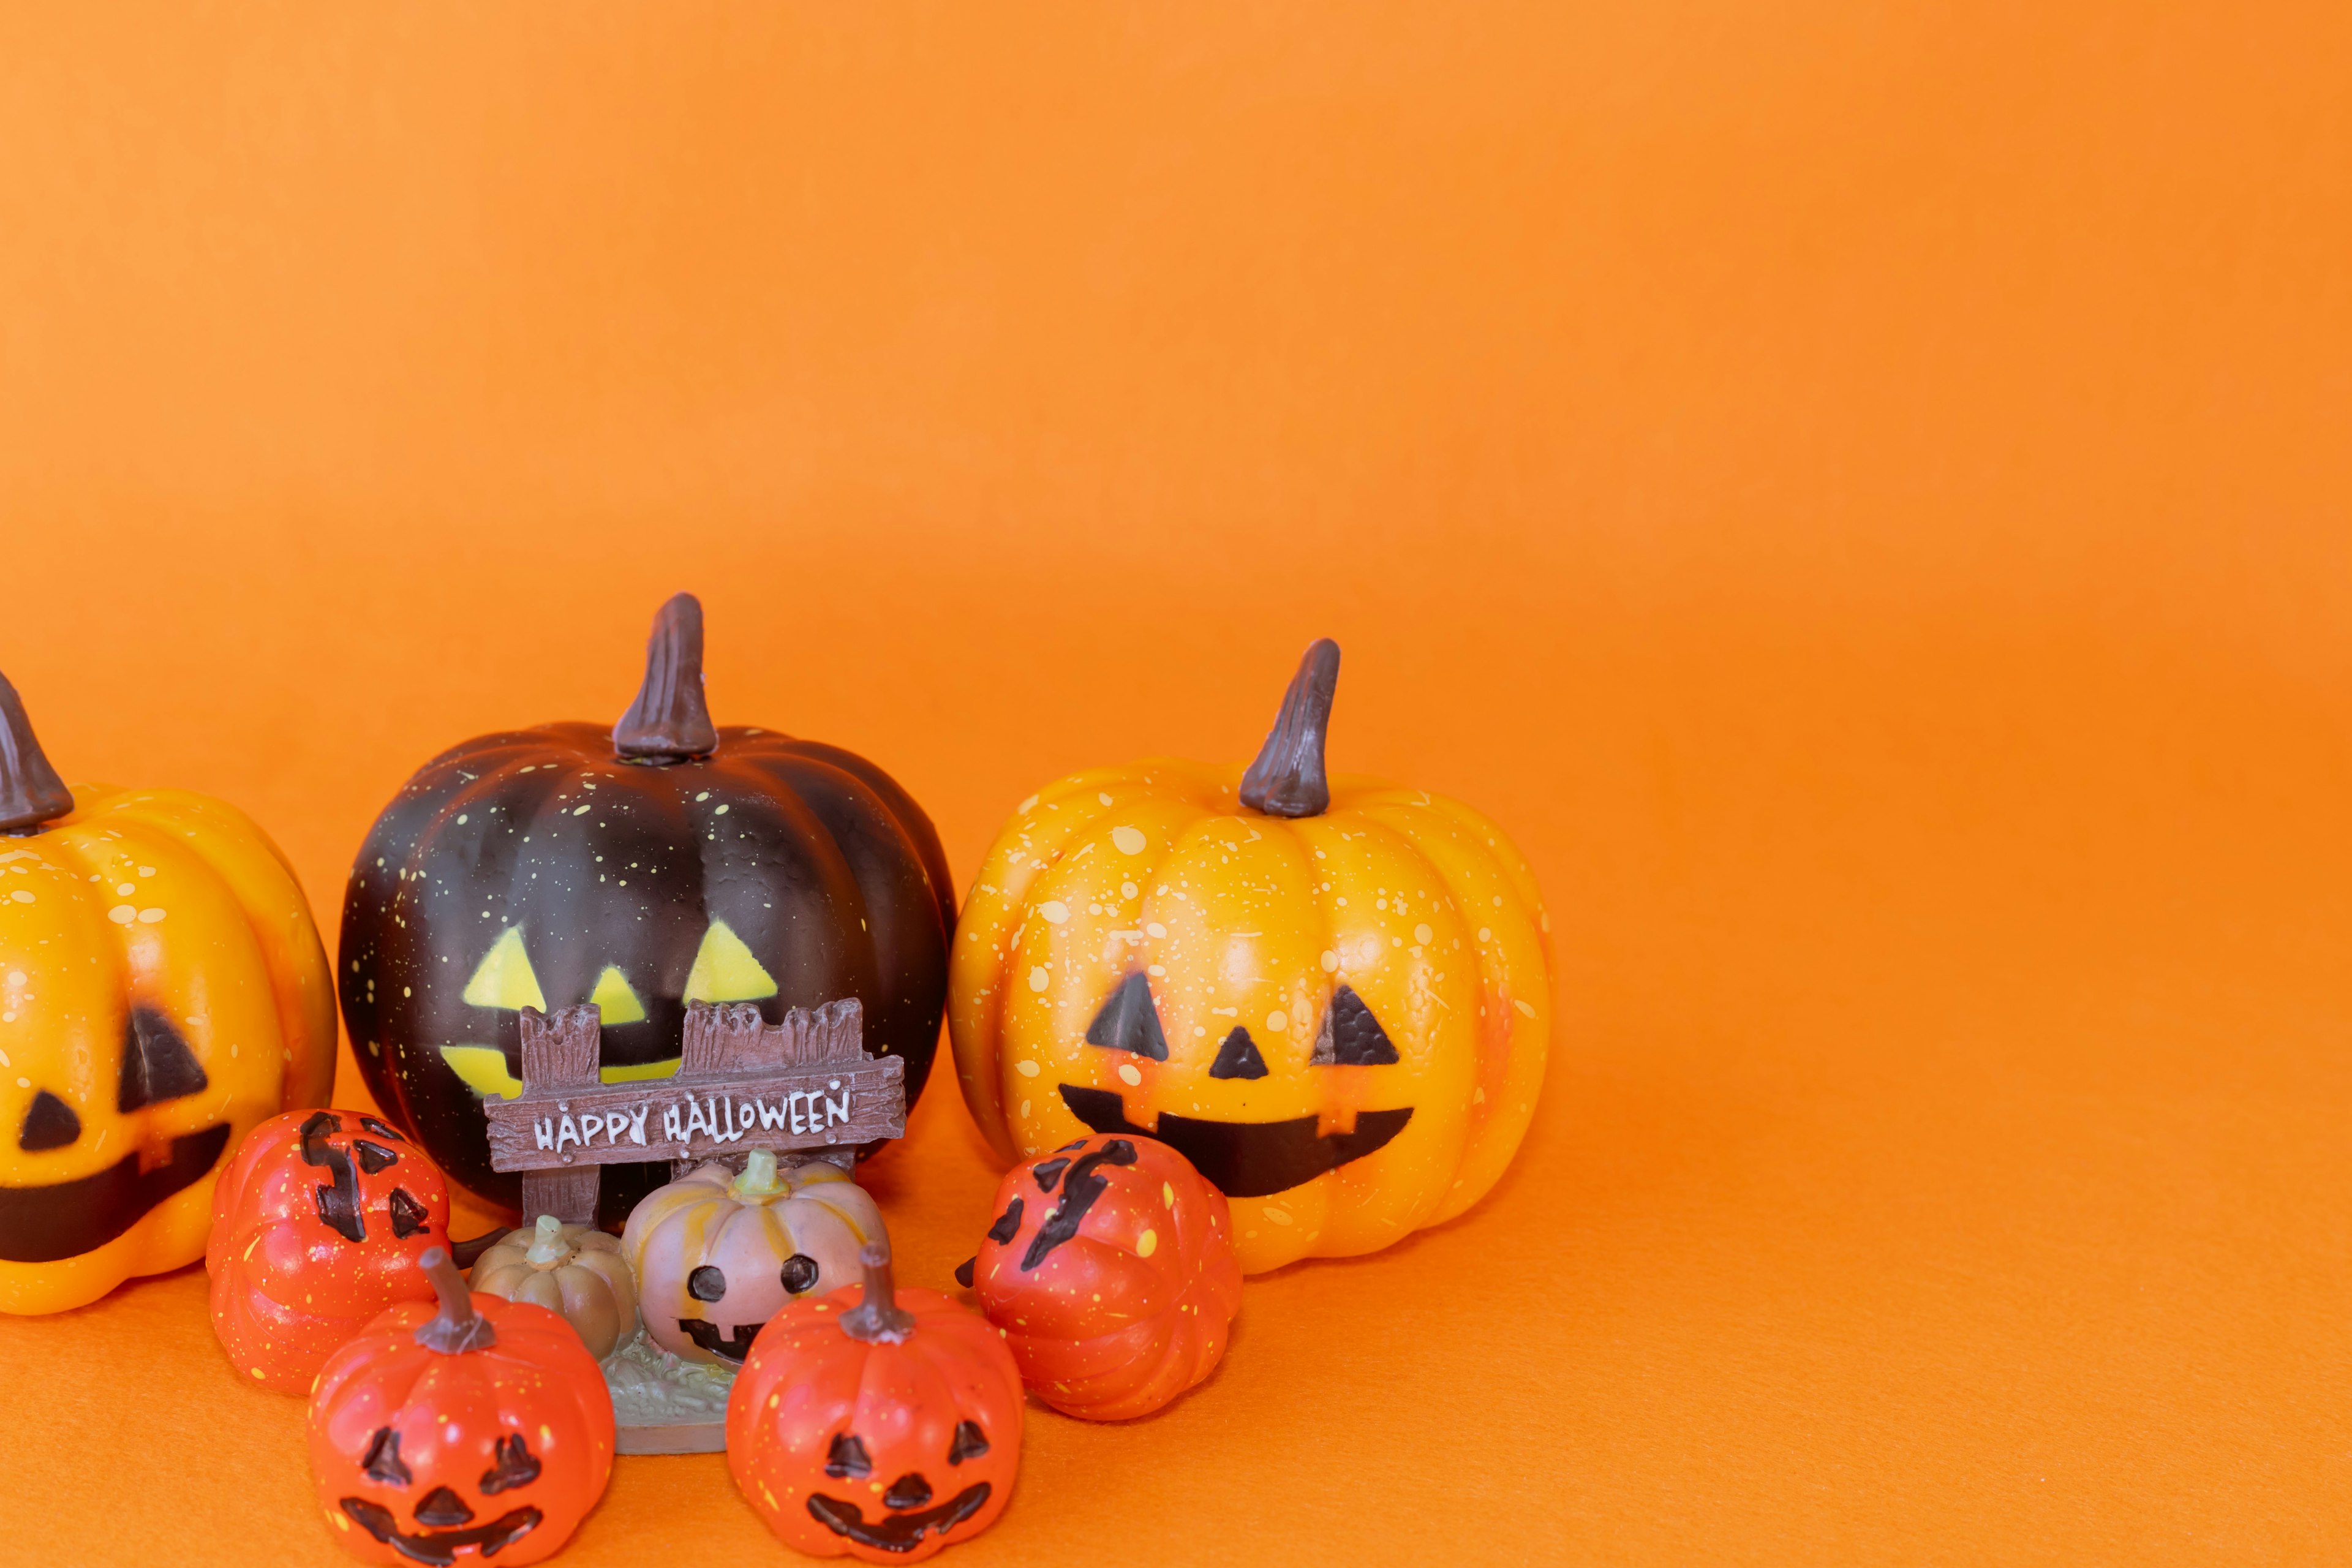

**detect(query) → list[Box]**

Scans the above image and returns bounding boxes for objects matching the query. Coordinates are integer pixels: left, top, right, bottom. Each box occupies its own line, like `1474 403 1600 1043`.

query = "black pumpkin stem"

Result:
1238 638 1340 819
0 670 72 835
412 1246 498 1354
838 1242 916 1344
612 592 720 764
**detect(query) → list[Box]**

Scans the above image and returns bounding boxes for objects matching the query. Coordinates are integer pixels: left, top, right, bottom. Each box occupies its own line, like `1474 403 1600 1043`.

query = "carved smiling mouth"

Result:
0 1123 232 1263
676 1316 763 1363
807 1485 990 1553
339 1498 541 1566
1057 1087 1412 1199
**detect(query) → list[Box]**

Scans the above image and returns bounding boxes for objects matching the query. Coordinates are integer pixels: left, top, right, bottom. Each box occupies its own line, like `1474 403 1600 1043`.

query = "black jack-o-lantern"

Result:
339 596 955 1219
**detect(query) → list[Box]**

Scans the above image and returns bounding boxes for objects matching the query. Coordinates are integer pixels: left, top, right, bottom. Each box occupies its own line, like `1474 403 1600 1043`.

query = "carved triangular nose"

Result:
1208 1026 1269 1080
118 1007 208 1112
1310 985 1400 1066
1084 973 1168 1060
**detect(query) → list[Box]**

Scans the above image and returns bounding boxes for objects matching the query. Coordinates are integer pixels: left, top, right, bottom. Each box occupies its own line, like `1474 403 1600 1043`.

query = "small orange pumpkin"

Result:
469 1215 638 1362
206 1109 451 1393
728 1244 1022 1562
309 1247 614 1566
958 1133 1240 1420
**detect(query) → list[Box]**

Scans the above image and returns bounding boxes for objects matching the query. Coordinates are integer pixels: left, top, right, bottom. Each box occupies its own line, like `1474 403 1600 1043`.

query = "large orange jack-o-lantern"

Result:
339 594 956 1223
0 669 337 1315
949 640 1553 1273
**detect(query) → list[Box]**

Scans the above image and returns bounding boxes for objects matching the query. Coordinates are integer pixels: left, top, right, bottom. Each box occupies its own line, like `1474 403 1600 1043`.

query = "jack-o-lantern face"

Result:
728 1246 1022 1563
208 1109 452 1392
949 641 1553 1273
620 1150 884 1366
339 595 954 1221
0 672 337 1314
309 1250 613 1566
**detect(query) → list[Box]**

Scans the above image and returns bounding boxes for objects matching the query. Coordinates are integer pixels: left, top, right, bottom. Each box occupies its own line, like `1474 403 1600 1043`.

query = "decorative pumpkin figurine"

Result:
469 1215 638 1362
622 1148 884 1366
956 1133 1240 1420
949 639 1553 1273
729 1242 1021 1562
208 1109 453 1392
0 668 338 1315
310 1246 614 1566
338 592 956 1221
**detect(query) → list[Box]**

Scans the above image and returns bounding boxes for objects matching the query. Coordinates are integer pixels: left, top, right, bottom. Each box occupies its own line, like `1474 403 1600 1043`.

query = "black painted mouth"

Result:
807 1485 990 1553
0 1123 232 1263
339 1498 541 1566
1057 1086 1412 1199
677 1316 763 1363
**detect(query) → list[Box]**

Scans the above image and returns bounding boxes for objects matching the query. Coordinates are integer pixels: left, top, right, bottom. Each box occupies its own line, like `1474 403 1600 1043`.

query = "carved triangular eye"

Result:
1209 1027 1269 1080
461 926 548 1012
1085 973 1168 1060
118 1008 207 1112
18 1090 80 1151
1310 986 1400 1066
826 1433 873 1479
948 1420 990 1465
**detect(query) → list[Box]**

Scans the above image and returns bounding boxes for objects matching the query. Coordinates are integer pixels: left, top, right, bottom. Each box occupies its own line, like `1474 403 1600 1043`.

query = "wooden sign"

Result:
481 997 905 1225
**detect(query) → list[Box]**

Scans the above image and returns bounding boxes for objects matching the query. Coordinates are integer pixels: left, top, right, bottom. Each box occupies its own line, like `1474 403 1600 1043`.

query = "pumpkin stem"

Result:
731 1147 786 1201
0 671 73 835
612 592 720 764
837 1242 916 1344
413 1246 499 1354
523 1214 569 1268
1238 638 1340 818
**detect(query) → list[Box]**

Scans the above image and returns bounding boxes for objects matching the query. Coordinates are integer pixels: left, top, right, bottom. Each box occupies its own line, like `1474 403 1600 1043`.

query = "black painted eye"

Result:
1309 985 1400 1067
478 1433 540 1494
986 1196 1023 1243
18 1090 80 1152
1209 1027 1269 1080
948 1420 989 1465
1085 973 1169 1060
387 1188 431 1238
1031 1157 1071 1192
352 1139 400 1174
358 1116 405 1142
688 1265 726 1302
826 1433 873 1479
884 1473 933 1510
118 1006 207 1112
778 1254 819 1294
361 1427 411 1487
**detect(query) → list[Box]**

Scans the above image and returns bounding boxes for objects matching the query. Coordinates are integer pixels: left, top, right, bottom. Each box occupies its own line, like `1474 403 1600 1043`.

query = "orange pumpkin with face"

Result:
728 1245 1022 1562
949 640 1553 1273
309 1248 614 1566
958 1134 1240 1420
208 1109 452 1392
0 669 337 1315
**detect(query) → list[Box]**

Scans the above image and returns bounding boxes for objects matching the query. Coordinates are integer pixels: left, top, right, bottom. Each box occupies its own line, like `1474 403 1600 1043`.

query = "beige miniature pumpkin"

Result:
621 1149 884 1366
469 1213 639 1360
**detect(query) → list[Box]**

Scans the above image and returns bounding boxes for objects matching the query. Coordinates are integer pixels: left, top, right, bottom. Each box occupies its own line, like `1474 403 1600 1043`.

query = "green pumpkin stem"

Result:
413 1246 499 1354
0 670 73 835
612 592 720 764
1238 638 1341 818
837 1242 916 1344
731 1147 786 1201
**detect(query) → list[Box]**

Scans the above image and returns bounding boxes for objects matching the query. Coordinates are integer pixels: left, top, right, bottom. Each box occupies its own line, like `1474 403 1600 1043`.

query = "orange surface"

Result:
1 3 2348 1562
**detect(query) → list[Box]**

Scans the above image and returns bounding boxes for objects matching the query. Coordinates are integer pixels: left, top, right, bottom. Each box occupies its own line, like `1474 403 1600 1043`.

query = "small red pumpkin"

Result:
309 1246 614 1566
959 1133 1241 1420
208 1109 451 1393
729 1243 1021 1562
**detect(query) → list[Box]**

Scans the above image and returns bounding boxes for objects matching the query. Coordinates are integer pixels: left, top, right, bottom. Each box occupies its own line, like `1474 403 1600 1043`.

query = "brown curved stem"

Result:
412 1246 497 1354
1238 638 1340 818
0 671 72 835
612 592 719 764
837 1242 916 1344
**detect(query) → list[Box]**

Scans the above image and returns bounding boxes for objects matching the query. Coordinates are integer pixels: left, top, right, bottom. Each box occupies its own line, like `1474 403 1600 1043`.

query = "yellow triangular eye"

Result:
587 964 648 1025
681 919 778 1003
461 927 548 1012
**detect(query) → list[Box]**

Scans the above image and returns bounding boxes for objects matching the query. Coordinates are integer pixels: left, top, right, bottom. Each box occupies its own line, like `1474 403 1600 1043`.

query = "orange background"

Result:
2 3 2348 1562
